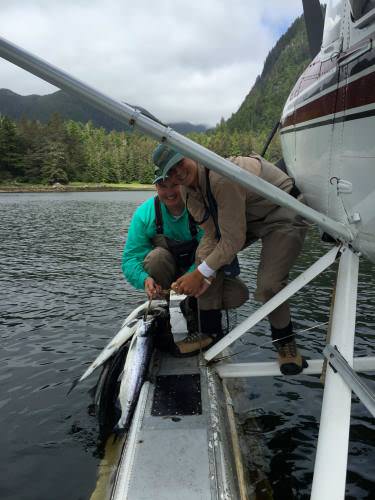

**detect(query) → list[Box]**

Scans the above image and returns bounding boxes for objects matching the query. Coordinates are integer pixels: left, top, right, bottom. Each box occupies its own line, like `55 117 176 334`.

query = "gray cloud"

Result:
0 0 302 125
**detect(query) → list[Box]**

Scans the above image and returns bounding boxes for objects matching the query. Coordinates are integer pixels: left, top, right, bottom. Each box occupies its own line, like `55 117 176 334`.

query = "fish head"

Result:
137 318 154 337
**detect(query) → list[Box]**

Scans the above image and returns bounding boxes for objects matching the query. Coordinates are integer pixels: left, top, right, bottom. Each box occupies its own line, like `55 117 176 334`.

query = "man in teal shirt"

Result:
122 177 202 297
122 163 208 355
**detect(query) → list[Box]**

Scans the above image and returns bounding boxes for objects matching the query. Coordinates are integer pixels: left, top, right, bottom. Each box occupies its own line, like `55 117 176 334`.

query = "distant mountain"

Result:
225 15 310 135
168 122 207 134
0 88 208 134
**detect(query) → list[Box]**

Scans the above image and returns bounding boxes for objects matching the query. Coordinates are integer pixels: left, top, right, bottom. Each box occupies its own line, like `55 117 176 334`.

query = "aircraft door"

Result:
293 0 345 216
332 1 375 243
320 0 349 223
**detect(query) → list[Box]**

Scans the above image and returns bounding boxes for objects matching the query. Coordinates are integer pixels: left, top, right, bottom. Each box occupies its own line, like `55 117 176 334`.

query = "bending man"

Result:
152 144 308 375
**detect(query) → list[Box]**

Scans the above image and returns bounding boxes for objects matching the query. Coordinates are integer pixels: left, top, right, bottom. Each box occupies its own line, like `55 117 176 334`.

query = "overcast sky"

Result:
0 1 303 126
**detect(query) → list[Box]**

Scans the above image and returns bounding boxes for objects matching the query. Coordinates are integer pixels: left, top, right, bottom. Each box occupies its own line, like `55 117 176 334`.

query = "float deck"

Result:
109 294 247 500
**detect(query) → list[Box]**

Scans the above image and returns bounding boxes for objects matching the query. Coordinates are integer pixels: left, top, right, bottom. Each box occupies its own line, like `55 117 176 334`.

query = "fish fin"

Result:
124 318 138 328
67 377 79 396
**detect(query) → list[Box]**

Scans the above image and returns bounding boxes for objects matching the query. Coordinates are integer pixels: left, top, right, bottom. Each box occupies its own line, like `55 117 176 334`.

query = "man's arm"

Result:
122 209 153 290
199 175 247 274
173 174 248 297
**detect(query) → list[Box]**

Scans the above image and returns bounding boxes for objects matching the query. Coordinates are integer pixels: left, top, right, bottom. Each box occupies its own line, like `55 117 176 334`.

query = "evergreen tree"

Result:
0 115 24 180
17 118 46 181
64 119 87 180
41 141 69 184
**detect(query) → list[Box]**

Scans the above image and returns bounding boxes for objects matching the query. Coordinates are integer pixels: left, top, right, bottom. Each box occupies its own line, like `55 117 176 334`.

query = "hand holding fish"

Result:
172 270 212 297
144 277 163 299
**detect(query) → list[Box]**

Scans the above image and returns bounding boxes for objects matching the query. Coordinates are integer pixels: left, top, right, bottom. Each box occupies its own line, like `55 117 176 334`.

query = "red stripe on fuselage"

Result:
282 69 375 128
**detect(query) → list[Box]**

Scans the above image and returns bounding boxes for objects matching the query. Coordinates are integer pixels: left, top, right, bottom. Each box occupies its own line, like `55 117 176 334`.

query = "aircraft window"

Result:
322 0 344 48
350 0 375 20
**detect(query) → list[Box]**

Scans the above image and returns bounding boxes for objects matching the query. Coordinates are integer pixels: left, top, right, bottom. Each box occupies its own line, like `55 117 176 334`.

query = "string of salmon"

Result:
143 288 172 320
210 321 329 363
144 296 153 320
148 289 206 357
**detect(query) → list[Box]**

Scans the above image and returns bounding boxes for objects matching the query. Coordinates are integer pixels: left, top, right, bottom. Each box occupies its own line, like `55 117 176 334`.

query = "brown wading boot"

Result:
175 331 213 356
174 307 222 357
271 323 308 375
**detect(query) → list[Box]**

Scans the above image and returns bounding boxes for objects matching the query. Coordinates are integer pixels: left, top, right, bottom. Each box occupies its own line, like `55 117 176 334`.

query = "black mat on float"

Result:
151 374 202 416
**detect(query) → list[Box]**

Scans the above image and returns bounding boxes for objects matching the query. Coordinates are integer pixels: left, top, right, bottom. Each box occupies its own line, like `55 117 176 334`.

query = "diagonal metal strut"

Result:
324 345 375 418
0 35 353 242
205 245 341 362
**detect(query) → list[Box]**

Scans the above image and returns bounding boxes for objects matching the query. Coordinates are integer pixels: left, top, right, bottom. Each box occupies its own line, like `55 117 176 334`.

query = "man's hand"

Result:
172 269 212 297
144 277 162 299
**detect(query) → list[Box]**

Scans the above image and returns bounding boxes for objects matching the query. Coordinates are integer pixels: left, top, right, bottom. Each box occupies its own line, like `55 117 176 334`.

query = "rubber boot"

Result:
153 307 176 353
271 322 308 375
179 296 198 334
200 309 223 340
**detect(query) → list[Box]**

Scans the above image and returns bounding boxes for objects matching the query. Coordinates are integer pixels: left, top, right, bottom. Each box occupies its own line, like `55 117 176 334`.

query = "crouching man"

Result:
152 144 308 375
122 159 207 356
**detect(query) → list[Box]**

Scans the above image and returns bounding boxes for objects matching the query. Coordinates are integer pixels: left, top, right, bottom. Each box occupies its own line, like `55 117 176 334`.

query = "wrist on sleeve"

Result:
187 262 196 273
141 271 150 288
198 261 216 278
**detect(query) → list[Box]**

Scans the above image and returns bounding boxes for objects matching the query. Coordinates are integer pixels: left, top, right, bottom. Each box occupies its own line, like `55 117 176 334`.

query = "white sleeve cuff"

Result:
198 261 216 278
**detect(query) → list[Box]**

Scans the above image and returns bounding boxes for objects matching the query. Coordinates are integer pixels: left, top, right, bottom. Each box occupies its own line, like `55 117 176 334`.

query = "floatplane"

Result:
1 0 375 498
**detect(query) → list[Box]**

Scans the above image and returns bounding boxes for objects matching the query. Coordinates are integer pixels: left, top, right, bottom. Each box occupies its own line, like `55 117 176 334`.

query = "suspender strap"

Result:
155 194 198 238
188 211 198 237
205 167 221 240
154 195 164 234
290 182 301 198
186 193 210 226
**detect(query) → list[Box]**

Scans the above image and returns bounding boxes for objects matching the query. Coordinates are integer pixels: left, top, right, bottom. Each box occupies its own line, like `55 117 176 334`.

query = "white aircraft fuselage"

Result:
281 0 375 263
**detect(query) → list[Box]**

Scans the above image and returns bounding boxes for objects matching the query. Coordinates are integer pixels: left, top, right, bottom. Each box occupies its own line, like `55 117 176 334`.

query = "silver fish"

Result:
68 301 164 395
114 317 154 433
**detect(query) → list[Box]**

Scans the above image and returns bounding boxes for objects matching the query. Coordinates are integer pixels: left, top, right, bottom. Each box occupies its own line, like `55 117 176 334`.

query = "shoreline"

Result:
0 184 155 193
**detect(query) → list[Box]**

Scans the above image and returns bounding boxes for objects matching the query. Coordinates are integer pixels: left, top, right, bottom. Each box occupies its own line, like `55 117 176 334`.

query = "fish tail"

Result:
112 423 128 442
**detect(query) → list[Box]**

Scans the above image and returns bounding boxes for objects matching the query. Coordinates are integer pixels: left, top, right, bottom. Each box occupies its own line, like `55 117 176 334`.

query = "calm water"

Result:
0 191 374 500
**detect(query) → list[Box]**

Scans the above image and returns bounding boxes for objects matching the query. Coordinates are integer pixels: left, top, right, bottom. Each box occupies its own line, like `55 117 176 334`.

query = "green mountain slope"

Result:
225 15 310 135
0 89 207 134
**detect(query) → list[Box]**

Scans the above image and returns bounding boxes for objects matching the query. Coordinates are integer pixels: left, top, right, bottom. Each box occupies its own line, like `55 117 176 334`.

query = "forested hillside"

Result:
0 113 153 184
0 113 259 184
225 15 310 135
